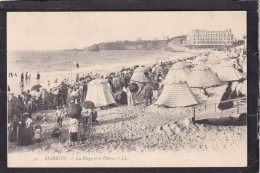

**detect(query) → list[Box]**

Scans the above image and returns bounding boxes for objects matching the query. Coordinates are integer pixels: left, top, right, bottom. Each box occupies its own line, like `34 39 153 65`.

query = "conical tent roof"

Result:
152 65 163 73
163 63 189 84
218 59 236 67
154 82 197 107
134 66 146 73
193 54 207 64
208 53 218 59
206 53 221 65
85 79 116 107
130 70 150 83
238 80 247 95
216 53 229 60
187 64 221 88
211 65 243 82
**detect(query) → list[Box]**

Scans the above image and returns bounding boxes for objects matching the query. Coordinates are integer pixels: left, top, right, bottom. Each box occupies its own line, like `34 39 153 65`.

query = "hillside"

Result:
84 35 187 51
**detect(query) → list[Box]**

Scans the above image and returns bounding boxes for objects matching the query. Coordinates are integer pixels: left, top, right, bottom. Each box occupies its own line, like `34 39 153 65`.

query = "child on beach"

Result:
33 125 42 143
69 118 79 146
62 105 68 118
55 106 64 128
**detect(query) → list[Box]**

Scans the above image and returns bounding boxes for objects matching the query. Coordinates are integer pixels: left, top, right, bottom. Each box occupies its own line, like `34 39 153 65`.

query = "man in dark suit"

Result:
144 85 153 106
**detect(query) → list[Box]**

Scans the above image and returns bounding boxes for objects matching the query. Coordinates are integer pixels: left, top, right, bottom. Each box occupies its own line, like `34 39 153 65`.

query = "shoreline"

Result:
7 50 199 95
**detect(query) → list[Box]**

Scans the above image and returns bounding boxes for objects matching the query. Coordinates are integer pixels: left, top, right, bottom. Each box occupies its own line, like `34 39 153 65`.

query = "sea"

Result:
7 49 197 95
7 50 197 73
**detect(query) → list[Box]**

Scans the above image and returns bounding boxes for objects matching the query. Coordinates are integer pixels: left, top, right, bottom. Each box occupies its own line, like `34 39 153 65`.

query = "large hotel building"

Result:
186 29 234 50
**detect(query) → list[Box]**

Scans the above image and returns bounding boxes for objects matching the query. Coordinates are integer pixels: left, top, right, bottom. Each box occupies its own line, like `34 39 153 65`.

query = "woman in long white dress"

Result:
126 86 135 106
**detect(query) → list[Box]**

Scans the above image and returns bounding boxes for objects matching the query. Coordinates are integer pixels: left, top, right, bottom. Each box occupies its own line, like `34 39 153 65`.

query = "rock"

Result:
178 117 190 129
198 125 204 131
155 125 162 133
162 124 173 136
169 123 177 131
168 123 181 135
174 126 181 135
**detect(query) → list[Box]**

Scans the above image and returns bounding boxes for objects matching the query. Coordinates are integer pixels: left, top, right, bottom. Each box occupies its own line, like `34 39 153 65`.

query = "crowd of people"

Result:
7 59 173 147
7 50 246 147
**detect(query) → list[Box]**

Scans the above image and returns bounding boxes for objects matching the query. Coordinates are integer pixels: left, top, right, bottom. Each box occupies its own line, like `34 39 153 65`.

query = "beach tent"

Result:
163 63 189 85
133 66 146 73
130 68 150 83
187 64 221 88
206 53 221 65
130 67 150 103
237 80 247 95
242 63 247 74
193 54 207 64
85 79 116 107
154 63 197 108
211 65 243 82
152 65 163 74
154 82 197 107
216 53 230 60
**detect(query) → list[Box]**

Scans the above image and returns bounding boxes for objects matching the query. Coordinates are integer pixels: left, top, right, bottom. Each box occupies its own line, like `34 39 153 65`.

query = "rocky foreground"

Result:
8 104 247 155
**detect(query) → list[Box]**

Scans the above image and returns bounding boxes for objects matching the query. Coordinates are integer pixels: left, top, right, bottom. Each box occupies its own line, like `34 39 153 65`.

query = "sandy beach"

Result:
8 103 247 167
7 49 247 167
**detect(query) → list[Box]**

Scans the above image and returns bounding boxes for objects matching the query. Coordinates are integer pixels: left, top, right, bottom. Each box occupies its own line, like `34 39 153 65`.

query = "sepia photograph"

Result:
7 11 247 167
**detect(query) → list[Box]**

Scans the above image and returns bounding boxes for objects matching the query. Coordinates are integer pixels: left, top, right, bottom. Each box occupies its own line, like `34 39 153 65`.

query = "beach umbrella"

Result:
67 104 82 119
81 101 96 110
31 84 42 91
128 83 139 93
133 65 139 69
108 72 115 77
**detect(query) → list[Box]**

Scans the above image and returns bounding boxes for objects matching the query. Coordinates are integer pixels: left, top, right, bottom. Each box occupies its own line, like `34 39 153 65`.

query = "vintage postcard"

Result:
7 11 247 167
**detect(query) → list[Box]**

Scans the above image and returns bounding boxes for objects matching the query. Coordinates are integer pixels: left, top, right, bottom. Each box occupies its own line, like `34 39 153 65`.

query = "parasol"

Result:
133 65 139 70
81 101 96 110
108 72 116 77
67 104 82 119
31 84 42 91
128 83 139 93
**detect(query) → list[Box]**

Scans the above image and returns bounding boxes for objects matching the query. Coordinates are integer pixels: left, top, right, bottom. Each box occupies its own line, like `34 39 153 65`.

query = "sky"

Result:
7 11 246 51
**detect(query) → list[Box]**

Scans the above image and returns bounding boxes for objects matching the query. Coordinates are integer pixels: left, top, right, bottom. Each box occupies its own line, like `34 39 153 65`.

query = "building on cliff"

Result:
185 29 234 50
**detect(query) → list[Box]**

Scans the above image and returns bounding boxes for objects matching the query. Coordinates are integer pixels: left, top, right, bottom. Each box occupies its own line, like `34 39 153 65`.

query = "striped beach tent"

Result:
154 63 197 108
206 53 221 65
154 82 197 107
85 79 116 107
187 64 221 88
211 65 243 82
163 63 189 84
